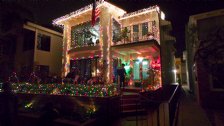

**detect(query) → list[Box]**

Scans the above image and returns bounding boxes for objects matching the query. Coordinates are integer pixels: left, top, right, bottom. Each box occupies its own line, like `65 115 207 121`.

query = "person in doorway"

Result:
118 64 126 88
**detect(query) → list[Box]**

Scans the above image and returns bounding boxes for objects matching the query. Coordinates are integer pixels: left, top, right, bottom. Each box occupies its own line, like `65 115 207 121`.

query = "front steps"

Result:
120 87 146 116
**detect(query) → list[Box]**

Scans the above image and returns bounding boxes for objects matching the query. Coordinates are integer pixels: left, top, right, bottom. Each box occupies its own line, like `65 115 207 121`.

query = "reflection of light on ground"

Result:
25 100 35 108
70 97 97 115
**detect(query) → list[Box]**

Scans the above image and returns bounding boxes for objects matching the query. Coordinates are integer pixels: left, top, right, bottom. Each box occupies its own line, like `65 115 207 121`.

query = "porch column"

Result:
100 7 112 84
62 24 71 77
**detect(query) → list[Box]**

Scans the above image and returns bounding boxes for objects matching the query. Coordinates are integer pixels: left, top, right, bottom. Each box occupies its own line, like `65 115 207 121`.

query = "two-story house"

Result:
53 1 175 89
14 22 63 80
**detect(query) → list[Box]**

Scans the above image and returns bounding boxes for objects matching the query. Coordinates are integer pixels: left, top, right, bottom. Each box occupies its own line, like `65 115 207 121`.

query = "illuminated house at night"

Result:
53 1 175 89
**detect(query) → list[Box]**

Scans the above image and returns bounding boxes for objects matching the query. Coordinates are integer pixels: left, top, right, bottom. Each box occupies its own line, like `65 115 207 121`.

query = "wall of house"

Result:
120 11 159 28
185 24 197 95
120 11 160 44
14 27 34 74
160 23 176 85
34 29 62 76
195 15 224 108
100 6 113 83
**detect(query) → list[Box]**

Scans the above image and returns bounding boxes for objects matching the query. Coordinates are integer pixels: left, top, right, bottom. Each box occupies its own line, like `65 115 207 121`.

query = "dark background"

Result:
1 0 224 57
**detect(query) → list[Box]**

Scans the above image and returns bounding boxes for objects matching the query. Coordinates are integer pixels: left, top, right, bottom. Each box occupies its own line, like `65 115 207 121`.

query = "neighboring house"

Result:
14 22 63 79
0 36 16 81
0 6 29 81
53 1 175 88
175 57 187 85
186 9 224 108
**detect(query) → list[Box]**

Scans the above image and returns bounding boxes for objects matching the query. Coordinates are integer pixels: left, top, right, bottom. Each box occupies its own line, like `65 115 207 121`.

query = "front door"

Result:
133 59 149 82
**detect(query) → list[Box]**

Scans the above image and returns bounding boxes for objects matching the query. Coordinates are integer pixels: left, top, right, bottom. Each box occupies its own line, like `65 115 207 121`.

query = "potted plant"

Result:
121 27 130 43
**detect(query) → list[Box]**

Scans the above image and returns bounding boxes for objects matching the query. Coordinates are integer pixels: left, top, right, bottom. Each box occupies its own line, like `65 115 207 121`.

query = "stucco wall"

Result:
14 27 35 73
15 23 63 77
195 15 224 108
34 29 62 76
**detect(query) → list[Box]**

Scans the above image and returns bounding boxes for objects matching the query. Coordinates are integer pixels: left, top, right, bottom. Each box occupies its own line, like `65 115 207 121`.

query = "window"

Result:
133 60 140 80
35 65 49 77
23 29 35 51
133 25 139 41
142 60 149 79
112 18 121 43
37 33 51 51
70 57 99 78
71 19 100 48
142 22 148 36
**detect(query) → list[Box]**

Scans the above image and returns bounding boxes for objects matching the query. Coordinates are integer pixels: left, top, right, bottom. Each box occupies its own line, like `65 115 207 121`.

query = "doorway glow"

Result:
137 57 143 62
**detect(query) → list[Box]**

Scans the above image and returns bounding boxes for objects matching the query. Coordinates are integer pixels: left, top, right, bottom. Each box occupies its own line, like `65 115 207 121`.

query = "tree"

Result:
195 26 224 88
121 27 130 43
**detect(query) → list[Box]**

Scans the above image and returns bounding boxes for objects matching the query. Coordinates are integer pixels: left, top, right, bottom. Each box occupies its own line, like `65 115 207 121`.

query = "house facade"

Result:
186 9 224 108
53 1 175 89
14 22 63 79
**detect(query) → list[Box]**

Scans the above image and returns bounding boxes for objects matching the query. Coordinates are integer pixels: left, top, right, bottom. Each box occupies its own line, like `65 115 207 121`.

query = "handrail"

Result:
168 85 179 103
138 85 180 104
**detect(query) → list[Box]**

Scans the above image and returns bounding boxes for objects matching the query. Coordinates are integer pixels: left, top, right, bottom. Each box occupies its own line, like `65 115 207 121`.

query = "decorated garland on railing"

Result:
8 83 118 97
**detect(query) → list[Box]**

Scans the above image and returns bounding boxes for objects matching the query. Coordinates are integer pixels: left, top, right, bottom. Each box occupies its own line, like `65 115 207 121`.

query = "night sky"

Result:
2 0 224 57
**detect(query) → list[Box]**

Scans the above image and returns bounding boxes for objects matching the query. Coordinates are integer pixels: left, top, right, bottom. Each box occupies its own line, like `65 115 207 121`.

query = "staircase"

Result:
120 87 146 116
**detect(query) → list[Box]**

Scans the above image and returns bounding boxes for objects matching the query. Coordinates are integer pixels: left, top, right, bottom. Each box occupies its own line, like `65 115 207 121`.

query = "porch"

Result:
111 39 162 91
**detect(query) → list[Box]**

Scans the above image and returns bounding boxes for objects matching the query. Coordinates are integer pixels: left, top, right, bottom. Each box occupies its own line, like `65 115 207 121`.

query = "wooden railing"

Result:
137 84 181 126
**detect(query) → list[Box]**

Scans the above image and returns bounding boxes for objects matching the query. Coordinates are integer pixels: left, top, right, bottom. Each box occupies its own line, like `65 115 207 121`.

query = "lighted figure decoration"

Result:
121 27 130 43
146 58 162 90
28 72 41 84
150 57 161 70
8 72 19 83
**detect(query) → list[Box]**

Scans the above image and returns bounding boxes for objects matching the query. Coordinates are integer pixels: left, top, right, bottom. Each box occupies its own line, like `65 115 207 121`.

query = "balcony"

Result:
112 21 160 46
68 39 101 57
112 31 159 46
70 39 100 49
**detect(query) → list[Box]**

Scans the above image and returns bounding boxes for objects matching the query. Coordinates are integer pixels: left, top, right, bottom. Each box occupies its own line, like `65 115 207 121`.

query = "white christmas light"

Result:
53 1 126 26
119 5 159 20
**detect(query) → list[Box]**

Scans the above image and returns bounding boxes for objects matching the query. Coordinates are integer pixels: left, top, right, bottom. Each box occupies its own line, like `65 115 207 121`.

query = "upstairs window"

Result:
23 29 35 51
71 18 100 48
142 22 148 36
133 25 139 41
37 33 51 51
35 65 49 77
112 18 121 42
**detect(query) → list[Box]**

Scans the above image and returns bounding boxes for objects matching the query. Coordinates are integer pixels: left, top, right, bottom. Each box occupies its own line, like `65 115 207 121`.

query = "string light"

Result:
119 5 159 20
3 83 118 97
53 1 126 26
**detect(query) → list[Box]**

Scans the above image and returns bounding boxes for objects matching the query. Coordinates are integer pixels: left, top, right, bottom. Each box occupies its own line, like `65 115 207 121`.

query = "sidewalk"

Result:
177 86 212 126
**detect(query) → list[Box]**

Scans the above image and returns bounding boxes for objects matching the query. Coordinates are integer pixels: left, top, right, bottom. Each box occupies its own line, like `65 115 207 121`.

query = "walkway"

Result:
177 86 211 126
111 85 213 126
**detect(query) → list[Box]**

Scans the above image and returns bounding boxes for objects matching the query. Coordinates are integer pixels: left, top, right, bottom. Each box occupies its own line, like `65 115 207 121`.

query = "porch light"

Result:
97 69 100 73
142 61 148 65
173 69 177 73
161 11 165 20
124 65 130 71
137 57 144 62
173 69 177 83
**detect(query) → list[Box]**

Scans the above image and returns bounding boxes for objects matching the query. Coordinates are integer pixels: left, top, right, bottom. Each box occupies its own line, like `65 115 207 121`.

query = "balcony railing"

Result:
112 32 158 46
70 39 100 49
